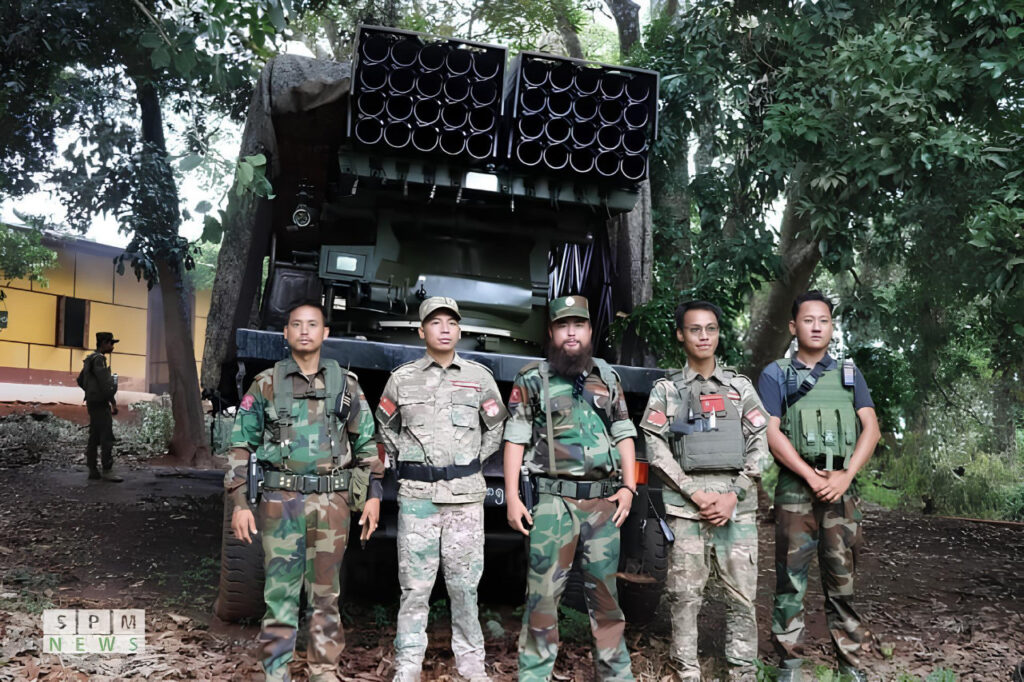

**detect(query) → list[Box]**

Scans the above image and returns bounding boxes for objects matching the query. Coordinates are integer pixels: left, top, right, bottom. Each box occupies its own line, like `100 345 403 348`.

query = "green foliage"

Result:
0 223 57 286
128 399 175 452
557 604 591 643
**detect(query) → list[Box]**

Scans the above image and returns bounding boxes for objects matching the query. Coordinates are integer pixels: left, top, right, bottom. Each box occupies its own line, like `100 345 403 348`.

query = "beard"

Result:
547 339 594 378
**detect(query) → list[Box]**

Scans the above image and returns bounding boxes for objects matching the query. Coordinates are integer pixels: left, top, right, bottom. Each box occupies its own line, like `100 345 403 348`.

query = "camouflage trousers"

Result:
519 493 633 682
772 496 865 669
665 512 758 680
85 402 114 471
258 489 350 682
394 497 485 681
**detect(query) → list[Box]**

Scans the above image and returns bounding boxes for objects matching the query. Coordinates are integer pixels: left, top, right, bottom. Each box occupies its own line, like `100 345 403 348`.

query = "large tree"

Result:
1 0 283 464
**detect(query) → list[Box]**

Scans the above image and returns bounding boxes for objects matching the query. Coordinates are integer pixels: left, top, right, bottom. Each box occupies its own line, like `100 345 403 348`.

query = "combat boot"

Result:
837 664 869 682
88 467 101 480
101 469 124 482
726 666 758 682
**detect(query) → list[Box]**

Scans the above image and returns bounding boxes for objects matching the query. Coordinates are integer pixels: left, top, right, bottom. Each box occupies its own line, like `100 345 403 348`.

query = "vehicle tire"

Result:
213 493 266 622
617 516 671 625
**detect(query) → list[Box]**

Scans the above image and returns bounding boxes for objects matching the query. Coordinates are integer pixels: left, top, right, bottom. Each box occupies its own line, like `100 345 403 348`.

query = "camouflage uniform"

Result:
505 343 637 681
758 355 874 673
640 362 768 680
376 350 507 682
225 356 382 682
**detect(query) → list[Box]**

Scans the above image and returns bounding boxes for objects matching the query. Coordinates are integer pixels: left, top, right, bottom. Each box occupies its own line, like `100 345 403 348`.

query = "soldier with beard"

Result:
503 295 637 682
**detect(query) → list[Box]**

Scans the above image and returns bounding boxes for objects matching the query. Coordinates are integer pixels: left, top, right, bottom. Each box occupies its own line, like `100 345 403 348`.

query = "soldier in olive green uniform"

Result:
758 291 880 682
79 331 123 482
226 302 384 682
640 301 768 681
503 295 637 682
376 297 507 682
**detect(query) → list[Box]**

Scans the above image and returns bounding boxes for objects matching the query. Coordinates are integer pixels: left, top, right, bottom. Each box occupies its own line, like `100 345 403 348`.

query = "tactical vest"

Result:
262 358 352 470
778 359 858 470
536 358 622 475
78 352 112 403
666 368 745 473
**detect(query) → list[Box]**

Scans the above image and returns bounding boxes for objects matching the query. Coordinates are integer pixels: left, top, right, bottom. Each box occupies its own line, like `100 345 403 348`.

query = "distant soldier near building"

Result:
225 301 384 682
376 297 507 682
503 295 637 682
78 331 122 482
639 301 768 681
758 291 880 682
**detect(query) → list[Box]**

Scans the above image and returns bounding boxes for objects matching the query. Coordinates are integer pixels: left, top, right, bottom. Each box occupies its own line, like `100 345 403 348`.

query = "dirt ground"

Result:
0 407 1021 681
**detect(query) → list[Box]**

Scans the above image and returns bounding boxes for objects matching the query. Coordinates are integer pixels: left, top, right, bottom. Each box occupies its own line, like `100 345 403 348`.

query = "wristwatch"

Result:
617 485 638 497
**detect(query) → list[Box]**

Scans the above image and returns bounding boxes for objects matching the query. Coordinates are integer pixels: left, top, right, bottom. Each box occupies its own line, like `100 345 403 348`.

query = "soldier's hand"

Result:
691 490 714 512
359 497 381 542
704 492 737 527
815 470 852 503
507 496 533 536
607 488 634 528
231 508 258 544
805 469 830 495
110 405 119 415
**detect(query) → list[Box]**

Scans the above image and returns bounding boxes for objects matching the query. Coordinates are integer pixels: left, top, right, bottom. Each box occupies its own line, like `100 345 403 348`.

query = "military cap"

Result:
96 331 120 345
418 296 461 322
549 295 590 322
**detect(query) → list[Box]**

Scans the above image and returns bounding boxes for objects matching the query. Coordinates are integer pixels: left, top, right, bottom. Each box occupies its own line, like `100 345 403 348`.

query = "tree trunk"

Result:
551 0 585 59
743 166 820 376
604 0 642 59
201 82 272 397
608 181 655 366
136 81 212 466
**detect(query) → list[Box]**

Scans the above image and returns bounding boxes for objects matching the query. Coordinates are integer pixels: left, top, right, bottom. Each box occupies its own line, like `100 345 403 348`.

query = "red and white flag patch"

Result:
509 385 522 404
745 408 766 428
727 391 741 402
239 394 255 412
645 410 667 427
379 396 397 417
482 398 501 417
451 381 481 391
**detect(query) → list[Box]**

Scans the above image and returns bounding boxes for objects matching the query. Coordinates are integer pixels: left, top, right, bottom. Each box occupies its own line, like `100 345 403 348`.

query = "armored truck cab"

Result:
215 26 667 624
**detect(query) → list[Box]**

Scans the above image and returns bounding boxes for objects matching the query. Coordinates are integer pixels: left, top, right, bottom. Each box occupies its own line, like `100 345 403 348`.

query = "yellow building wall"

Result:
89 303 147 356
1 289 57 345
32 249 75 297
30 345 71 372
109 352 147 380
74 252 114 303
0 341 29 368
70 349 93 372
114 270 149 308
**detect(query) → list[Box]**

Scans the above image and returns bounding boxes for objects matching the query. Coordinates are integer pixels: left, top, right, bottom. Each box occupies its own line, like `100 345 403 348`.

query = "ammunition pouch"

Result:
397 460 481 482
535 476 618 500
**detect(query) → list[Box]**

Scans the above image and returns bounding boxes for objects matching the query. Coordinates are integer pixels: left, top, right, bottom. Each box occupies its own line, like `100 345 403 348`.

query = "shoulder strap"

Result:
323 360 350 467
539 361 558 478
272 361 294 430
784 359 829 411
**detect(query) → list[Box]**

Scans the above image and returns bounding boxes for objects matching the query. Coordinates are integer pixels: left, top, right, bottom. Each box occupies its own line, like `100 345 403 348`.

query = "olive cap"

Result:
549 295 590 322
96 332 120 345
418 296 461 322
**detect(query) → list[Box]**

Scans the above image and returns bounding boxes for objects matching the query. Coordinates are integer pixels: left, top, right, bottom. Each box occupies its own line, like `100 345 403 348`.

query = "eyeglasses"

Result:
685 325 719 336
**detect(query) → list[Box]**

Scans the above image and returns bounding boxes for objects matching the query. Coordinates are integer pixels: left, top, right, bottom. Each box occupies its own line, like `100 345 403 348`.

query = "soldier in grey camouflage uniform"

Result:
640 301 768 681
376 297 507 682
226 301 384 682
758 291 880 682
503 295 637 682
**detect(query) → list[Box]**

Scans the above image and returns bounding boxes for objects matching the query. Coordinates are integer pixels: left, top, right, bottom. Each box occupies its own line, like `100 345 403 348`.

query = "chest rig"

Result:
778 359 858 470
266 358 352 470
666 368 745 473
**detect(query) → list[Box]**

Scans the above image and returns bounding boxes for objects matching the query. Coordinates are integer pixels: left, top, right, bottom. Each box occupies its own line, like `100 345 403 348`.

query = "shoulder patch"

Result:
239 394 255 412
482 398 501 417
645 410 667 427
509 385 523 404
379 396 397 417
744 408 767 429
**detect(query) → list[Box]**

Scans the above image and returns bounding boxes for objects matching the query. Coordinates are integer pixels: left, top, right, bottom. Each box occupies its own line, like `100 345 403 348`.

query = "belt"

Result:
535 476 618 500
397 460 481 483
262 469 351 494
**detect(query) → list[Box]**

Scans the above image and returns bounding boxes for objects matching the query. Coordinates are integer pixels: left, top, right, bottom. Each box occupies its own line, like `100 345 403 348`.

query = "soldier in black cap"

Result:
78 332 123 482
